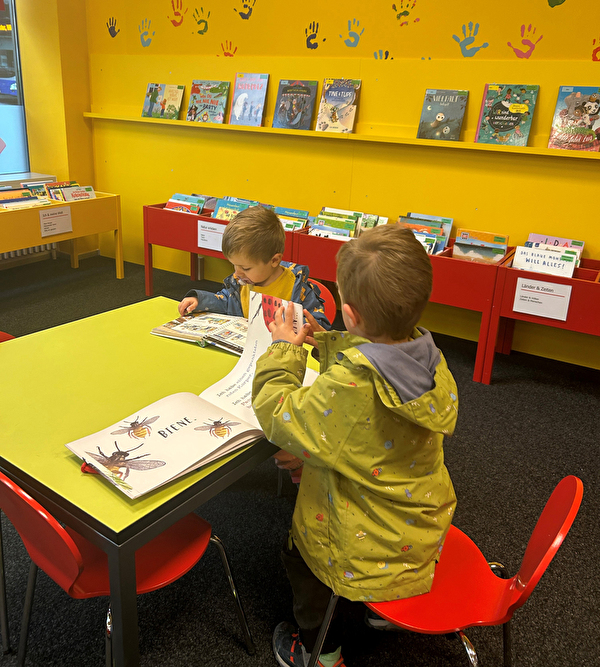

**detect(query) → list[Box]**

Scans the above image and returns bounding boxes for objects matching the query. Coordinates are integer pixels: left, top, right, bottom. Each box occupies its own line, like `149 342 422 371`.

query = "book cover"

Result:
547 86 600 152
407 212 453 250
142 84 185 119
229 73 269 127
475 84 539 147
417 89 468 142
44 180 79 200
526 233 584 251
272 80 318 130
164 193 206 214
316 79 361 133
213 198 250 221
398 217 445 253
512 247 576 278
456 228 509 249
273 206 309 219
0 188 35 200
60 185 96 201
452 243 507 264
186 80 230 123
67 294 306 499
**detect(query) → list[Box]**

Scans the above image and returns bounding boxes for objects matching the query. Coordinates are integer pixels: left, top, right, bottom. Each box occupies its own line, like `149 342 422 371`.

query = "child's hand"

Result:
303 308 326 348
178 297 198 316
269 303 310 346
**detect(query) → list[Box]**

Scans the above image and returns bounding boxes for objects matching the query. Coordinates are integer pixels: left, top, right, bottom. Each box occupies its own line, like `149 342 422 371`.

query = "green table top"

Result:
0 297 248 533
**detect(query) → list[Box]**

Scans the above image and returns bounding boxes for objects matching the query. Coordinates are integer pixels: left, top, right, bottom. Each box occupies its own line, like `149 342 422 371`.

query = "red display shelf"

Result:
481 257 600 384
292 228 345 282
143 203 295 296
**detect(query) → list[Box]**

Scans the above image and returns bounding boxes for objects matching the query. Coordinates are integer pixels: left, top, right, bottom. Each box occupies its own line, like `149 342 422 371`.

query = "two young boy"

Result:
180 208 458 667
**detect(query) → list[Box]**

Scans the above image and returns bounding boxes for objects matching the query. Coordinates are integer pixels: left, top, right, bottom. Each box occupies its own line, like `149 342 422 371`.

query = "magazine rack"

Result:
293 233 511 383
481 257 600 384
143 203 295 296
0 192 123 277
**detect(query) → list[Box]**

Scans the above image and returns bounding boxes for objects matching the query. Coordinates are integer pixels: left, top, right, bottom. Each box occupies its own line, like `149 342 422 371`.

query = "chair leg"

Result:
457 631 479 666
17 560 38 667
489 561 512 667
306 593 339 667
105 605 113 667
0 511 11 654
209 535 255 655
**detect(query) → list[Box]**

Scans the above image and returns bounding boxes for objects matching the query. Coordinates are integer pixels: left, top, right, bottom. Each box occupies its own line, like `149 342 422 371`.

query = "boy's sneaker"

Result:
364 608 405 632
272 621 346 667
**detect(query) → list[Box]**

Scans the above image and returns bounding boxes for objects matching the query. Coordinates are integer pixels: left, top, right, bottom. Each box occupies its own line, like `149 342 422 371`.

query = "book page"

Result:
152 312 247 348
65 392 261 499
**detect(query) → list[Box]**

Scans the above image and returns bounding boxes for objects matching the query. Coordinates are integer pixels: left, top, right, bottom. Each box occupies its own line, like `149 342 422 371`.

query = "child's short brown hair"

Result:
336 225 432 340
222 206 286 263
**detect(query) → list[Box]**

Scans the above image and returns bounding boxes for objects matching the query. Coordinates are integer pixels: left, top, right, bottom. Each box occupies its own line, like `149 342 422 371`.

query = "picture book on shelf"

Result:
316 79 361 133
186 80 230 123
164 193 206 214
229 73 269 127
452 228 509 264
547 86 600 152
417 89 468 142
272 80 319 130
142 84 185 120
475 84 539 147
212 198 250 221
512 246 577 278
526 233 584 251
151 312 248 354
66 293 305 499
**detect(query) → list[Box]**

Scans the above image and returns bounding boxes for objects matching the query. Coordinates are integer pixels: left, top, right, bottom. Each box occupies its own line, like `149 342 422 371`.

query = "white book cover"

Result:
512 247 576 278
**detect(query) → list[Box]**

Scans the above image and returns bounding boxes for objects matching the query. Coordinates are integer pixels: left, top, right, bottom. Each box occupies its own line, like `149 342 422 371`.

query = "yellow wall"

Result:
19 0 600 369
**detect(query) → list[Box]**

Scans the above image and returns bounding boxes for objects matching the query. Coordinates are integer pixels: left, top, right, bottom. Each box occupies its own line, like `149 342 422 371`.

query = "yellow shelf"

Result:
83 112 600 161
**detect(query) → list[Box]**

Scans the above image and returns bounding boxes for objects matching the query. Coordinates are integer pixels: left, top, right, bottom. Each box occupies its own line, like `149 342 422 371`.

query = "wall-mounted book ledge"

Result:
84 113 600 161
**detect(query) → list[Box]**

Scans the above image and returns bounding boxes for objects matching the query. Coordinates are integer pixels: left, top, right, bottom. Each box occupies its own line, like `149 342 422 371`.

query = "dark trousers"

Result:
281 536 343 654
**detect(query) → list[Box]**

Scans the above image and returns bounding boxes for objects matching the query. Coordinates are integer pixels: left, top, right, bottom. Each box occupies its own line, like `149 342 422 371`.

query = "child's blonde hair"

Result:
222 206 286 263
336 225 432 340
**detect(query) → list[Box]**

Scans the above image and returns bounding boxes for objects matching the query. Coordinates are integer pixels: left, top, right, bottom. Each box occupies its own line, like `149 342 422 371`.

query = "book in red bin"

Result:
547 86 600 151
417 89 469 141
229 73 269 127
272 80 319 130
316 79 362 133
186 80 230 123
475 84 539 147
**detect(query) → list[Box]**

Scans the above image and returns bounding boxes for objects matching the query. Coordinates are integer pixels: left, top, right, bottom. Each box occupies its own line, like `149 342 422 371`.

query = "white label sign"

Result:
198 220 224 252
512 278 572 321
40 206 73 237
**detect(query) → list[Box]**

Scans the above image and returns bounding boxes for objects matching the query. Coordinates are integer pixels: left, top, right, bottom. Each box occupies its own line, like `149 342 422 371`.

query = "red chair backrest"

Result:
308 279 337 325
0 332 15 343
0 472 83 593
510 475 583 612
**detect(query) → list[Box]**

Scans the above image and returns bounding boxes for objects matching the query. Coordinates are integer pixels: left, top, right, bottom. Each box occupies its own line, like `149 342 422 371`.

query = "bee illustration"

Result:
195 418 240 438
85 442 166 480
111 415 160 440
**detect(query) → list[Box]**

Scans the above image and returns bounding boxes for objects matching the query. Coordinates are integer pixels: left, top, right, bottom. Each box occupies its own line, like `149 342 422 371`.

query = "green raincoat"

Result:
252 327 458 602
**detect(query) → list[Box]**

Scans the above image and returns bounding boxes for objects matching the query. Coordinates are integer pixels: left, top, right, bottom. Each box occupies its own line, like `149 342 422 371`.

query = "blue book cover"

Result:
274 206 309 219
213 198 250 222
548 86 600 151
475 84 539 147
417 89 468 142
229 73 269 127
272 80 318 130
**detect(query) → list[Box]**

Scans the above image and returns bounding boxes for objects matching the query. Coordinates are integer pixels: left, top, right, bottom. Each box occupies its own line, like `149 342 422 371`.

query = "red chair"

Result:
0 332 15 343
306 475 583 667
0 471 254 666
307 278 337 326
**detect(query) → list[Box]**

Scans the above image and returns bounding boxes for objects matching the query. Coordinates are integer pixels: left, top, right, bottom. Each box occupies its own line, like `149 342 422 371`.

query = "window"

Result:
0 0 29 176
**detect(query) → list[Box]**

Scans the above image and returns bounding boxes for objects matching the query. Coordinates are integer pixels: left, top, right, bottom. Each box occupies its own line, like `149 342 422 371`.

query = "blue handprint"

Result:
374 49 393 60
452 22 488 58
340 18 364 48
139 18 155 47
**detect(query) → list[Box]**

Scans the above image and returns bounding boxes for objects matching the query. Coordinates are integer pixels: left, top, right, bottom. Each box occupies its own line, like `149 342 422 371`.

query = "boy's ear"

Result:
270 252 283 266
342 303 361 329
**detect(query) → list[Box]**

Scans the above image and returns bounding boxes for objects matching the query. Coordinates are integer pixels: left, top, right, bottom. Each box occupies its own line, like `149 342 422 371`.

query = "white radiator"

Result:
0 243 57 262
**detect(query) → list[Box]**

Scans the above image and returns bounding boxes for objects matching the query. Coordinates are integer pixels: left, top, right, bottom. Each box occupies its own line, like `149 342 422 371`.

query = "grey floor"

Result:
0 254 598 667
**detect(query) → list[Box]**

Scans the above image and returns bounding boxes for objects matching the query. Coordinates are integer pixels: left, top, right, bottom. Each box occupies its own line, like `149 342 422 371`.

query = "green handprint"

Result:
139 19 155 47
340 18 364 48
192 7 210 35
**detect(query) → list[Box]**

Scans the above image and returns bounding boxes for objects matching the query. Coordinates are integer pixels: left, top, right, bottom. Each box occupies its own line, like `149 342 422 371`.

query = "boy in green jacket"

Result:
252 225 458 667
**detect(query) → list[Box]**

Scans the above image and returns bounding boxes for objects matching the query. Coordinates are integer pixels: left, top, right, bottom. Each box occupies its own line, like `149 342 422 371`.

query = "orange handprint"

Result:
220 40 238 57
593 37 600 62
168 0 188 27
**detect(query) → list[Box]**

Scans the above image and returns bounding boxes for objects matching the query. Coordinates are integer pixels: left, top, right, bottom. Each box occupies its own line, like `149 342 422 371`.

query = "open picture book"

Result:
151 312 248 355
66 293 310 499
